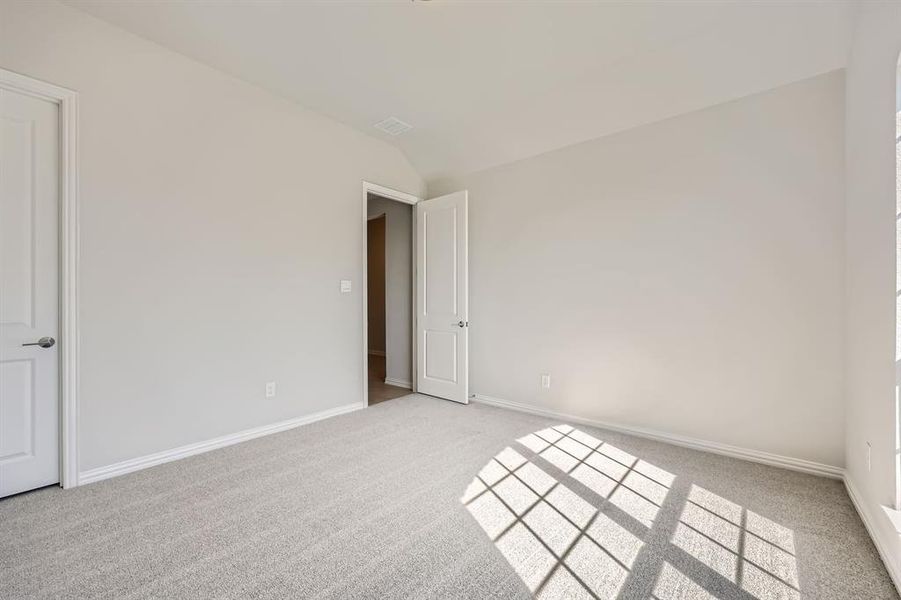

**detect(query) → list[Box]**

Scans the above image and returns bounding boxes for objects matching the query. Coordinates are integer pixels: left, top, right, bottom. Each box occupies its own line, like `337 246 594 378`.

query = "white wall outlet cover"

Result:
265 382 277 398
340 279 352 293
541 374 551 389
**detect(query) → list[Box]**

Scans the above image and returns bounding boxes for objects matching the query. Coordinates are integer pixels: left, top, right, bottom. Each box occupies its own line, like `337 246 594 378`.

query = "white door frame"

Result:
0 68 80 489
361 182 420 406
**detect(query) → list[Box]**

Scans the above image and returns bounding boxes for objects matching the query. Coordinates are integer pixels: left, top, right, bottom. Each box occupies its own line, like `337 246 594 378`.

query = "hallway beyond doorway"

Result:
368 354 410 405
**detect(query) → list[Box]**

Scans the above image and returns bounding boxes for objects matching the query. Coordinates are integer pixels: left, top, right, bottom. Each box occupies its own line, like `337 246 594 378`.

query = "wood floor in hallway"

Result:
368 353 411 405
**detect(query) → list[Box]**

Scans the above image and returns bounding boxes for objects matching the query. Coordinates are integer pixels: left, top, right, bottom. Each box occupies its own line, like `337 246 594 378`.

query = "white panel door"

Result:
416 190 468 403
0 87 60 498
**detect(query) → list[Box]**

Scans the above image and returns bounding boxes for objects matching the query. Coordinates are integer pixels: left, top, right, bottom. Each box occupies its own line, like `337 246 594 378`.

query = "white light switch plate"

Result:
340 279 352 293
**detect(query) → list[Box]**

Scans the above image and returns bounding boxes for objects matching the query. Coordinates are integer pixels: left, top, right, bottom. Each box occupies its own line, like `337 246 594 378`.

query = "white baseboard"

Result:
78 401 366 486
471 393 843 479
384 377 412 389
844 475 901 593
368 350 386 357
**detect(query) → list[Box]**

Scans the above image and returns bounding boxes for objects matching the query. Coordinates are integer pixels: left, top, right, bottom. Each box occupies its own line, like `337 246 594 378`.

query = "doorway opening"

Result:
365 189 415 405
361 182 469 407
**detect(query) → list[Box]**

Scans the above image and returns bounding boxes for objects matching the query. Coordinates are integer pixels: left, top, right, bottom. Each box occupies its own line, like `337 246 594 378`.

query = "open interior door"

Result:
416 190 468 403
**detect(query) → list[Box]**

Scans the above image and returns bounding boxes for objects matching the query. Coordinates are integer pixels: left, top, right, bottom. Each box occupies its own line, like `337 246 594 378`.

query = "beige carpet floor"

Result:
0 394 896 599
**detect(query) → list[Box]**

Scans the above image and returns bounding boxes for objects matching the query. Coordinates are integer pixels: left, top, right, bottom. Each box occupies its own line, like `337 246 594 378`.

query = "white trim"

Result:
368 350 386 357
384 377 412 389
472 394 843 479
362 181 421 407
0 68 80 489
79 401 365 485
363 181 419 206
844 475 901 593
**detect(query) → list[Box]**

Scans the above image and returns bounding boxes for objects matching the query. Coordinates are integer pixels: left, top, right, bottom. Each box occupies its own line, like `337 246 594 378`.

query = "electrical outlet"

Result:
867 442 872 472
541 374 551 389
265 381 277 398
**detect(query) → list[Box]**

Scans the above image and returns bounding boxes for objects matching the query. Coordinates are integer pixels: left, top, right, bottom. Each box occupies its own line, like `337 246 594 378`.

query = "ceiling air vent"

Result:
374 116 413 136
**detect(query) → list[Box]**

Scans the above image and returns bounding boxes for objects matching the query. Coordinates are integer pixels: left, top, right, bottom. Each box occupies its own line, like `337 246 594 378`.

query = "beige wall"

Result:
367 195 413 385
367 216 386 354
843 1 901 585
431 71 845 467
0 0 424 472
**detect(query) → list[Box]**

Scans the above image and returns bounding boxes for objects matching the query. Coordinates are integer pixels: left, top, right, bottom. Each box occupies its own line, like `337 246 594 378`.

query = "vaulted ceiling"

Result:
65 0 857 183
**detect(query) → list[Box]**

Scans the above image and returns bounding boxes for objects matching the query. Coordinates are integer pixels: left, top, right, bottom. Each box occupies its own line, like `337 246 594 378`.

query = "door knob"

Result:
455 321 468 328
22 336 55 348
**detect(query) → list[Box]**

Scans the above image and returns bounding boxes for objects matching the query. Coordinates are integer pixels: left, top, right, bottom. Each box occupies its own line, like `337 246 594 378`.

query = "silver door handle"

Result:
22 336 55 348
455 321 468 328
